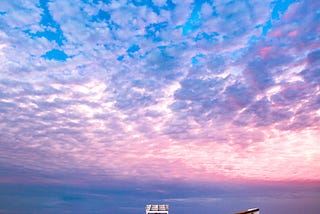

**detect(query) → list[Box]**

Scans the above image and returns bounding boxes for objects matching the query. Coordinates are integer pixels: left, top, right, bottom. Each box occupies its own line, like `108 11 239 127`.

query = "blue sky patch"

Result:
42 49 68 61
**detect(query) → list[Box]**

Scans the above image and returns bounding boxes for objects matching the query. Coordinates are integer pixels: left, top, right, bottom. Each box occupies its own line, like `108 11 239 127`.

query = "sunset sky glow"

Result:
0 0 320 213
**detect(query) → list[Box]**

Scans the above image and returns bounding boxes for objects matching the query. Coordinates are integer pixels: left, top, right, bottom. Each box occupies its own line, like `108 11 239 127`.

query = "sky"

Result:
0 0 319 213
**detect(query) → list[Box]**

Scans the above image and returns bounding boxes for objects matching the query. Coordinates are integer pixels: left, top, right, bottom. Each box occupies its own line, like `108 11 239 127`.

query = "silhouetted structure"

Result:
146 204 169 214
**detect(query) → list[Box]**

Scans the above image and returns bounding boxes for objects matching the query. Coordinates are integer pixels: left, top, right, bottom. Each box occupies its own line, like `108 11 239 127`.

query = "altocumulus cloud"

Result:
0 0 319 186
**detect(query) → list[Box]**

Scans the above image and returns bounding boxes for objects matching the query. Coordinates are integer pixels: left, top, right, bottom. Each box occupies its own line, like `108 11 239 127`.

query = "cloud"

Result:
0 0 319 187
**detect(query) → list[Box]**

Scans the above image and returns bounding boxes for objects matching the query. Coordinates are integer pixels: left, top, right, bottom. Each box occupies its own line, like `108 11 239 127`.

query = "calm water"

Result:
1 183 319 214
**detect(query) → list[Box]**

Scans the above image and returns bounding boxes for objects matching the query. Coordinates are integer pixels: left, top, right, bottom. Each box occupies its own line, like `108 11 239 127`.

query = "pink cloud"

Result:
260 46 274 59
53 123 320 183
269 29 282 37
288 30 299 37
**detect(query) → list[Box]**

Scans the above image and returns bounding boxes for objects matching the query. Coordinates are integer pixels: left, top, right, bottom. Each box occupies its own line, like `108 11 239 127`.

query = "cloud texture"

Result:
0 0 320 186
